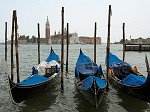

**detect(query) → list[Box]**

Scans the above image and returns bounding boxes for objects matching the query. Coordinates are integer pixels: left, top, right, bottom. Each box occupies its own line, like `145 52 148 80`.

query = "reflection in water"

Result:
20 85 58 112
105 84 126 112
117 89 150 112
74 88 108 112
1 44 150 111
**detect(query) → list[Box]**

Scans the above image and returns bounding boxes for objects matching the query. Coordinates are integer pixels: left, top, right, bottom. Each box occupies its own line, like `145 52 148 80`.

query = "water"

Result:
0 44 150 112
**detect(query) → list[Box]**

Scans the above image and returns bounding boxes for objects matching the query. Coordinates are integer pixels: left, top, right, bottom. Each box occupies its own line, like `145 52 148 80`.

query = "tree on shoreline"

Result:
18 35 37 43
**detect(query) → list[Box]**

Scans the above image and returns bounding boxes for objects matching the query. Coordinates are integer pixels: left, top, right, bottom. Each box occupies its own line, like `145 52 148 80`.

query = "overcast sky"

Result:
0 0 150 43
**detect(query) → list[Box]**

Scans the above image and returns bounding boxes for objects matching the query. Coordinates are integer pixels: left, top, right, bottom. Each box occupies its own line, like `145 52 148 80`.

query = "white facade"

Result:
69 32 79 44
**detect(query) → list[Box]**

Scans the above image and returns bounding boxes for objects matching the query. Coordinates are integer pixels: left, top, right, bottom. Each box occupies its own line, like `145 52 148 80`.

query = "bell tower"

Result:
45 16 51 44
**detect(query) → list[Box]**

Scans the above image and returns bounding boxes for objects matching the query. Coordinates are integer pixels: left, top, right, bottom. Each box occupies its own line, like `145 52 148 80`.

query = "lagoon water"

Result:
0 44 150 112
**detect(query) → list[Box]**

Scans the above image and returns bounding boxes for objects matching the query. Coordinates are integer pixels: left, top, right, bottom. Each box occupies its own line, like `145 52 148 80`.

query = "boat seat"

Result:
113 66 124 80
44 66 57 77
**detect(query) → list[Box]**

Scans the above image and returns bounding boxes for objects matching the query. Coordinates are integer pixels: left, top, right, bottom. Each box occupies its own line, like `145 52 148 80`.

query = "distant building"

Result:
27 17 51 44
45 17 79 44
35 16 51 44
51 32 61 44
7 40 27 44
79 36 101 44
51 29 79 44
126 37 150 44
69 32 79 44
18 40 27 44
8 17 102 45
45 16 51 44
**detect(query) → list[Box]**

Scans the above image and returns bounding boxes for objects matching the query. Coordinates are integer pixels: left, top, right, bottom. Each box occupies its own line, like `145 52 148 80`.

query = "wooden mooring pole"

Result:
94 22 97 63
106 5 112 91
14 11 20 83
37 23 40 64
61 7 64 91
66 23 69 73
123 23 125 61
106 5 112 80
11 10 15 81
5 22 7 61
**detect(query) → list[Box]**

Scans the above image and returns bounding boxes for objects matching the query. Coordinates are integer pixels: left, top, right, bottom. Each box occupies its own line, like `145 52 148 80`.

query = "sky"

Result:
0 0 150 43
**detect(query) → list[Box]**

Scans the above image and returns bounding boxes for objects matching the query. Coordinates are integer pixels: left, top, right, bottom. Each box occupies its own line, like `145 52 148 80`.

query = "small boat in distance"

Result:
8 47 60 103
75 49 108 108
105 52 150 102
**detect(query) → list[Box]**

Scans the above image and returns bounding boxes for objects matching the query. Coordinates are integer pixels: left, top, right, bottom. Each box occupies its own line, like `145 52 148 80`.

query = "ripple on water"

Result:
0 44 150 112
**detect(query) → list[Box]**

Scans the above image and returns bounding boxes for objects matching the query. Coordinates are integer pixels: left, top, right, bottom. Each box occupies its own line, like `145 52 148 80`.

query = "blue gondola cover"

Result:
82 76 94 90
105 52 122 68
75 50 98 77
95 77 107 89
18 74 49 85
46 50 60 63
82 76 107 90
121 74 146 86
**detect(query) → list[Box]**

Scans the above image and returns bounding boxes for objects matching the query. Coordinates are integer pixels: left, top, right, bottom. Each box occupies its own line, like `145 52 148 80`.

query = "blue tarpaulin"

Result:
75 50 98 77
105 52 122 68
106 52 131 73
18 74 49 85
121 73 146 86
105 52 147 87
75 49 107 91
95 77 107 89
82 76 94 90
46 49 60 63
82 76 107 90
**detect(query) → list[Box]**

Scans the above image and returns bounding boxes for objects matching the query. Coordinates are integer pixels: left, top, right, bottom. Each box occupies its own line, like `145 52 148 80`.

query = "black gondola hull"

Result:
9 73 59 103
108 72 150 102
75 79 106 108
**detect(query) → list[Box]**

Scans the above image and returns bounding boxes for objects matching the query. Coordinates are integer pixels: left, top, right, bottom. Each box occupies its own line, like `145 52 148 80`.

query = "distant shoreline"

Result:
0 43 108 45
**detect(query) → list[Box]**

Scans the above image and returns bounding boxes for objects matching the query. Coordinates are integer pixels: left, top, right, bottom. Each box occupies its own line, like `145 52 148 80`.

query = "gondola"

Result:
105 52 150 102
8 48 60 103
75 49 108 108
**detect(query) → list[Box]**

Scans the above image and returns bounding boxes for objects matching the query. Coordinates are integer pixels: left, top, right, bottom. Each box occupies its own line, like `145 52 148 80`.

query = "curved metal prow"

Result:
145 55 150 75
80 48 83 54
50 47 53 53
